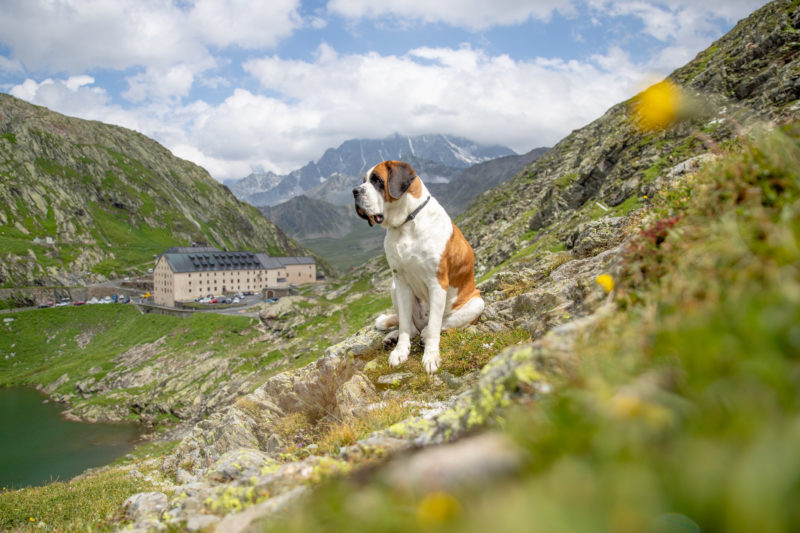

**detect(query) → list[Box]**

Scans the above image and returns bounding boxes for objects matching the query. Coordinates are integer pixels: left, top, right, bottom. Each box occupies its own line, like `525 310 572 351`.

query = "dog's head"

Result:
352 160 421 227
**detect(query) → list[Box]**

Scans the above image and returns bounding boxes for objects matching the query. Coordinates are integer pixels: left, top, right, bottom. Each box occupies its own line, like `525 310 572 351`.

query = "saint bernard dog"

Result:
353 160 484 373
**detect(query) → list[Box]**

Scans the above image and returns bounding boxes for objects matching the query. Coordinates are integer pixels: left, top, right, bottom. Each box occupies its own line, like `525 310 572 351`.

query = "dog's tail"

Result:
375 313 399 331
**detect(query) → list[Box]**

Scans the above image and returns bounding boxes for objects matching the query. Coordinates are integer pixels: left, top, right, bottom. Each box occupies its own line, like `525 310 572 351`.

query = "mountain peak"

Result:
228 133 516 206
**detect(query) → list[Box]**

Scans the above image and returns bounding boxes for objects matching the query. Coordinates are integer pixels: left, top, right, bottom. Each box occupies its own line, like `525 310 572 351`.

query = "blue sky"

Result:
0 0 766 180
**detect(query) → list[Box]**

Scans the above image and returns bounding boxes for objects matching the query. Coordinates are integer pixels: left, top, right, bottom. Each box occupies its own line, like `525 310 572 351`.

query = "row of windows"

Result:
186 272 272 278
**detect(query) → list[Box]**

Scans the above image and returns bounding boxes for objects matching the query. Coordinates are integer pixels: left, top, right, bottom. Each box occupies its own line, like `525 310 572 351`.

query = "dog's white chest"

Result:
384 216 451 299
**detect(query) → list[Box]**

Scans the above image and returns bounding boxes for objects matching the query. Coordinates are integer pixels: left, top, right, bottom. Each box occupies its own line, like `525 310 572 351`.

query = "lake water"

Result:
0 387 144 489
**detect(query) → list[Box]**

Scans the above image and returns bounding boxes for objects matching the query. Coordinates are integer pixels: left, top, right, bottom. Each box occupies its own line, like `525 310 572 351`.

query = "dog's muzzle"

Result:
353 188 383 227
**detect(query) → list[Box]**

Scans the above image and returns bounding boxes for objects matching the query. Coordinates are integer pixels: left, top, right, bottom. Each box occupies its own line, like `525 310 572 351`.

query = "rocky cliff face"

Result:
0 94 315 287
458 0 800 274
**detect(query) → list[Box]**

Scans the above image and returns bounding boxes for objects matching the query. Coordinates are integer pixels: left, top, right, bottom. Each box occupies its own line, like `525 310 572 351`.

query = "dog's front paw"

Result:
389 345 409 367
422 348 441 374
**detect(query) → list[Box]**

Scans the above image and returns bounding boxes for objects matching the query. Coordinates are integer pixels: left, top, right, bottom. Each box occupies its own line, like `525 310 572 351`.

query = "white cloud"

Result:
9 76 114 117
124 65 195 103
0 1 209 73
190 88 325 173
9 41 650 182
188 0 302 48
229 43 644 174
63 75 95 91
0 0 302 73
327 0 575 29
329 0 763 32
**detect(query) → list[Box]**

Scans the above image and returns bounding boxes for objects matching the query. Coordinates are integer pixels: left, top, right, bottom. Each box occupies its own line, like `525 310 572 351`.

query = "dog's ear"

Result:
386 161 417 200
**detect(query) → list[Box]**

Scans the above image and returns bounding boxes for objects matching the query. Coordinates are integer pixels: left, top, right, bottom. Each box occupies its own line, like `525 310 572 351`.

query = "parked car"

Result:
73 300 86 306
87 297 99 305
209 298 219 304
54 301 70 307
265 298 277 303
244 291 254 296
102 296 113 304
119 296 130 304
232 297 240 304
38 302 53 308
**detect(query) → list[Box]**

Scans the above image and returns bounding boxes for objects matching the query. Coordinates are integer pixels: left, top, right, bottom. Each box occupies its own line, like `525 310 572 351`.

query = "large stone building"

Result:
153 246 316 307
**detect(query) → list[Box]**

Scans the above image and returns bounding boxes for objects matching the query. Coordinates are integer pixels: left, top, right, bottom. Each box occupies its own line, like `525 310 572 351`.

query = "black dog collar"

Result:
403 196 431 225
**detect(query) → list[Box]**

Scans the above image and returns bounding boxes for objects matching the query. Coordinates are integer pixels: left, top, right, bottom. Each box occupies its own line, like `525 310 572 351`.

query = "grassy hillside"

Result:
0 93 316 287
0 269 391 426
5 112 797 533
262 118 800 533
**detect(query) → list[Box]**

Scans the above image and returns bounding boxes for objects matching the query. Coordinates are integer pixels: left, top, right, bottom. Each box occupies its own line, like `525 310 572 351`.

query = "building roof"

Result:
255 253 284 269
160 250 316 273
162 251 264 273
277 256 316 266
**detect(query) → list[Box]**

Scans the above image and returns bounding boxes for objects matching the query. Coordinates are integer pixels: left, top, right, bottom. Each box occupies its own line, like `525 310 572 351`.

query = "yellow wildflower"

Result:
633 80 683 131
416 491 461 526
29 517 35 522
595 274 615 294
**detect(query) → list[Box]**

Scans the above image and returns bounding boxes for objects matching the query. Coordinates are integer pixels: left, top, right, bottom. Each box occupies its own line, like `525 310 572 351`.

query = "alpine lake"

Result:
0 387 144 489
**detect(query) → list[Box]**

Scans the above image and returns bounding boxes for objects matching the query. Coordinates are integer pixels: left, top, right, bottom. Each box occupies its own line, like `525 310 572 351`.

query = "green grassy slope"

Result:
263 124 800 533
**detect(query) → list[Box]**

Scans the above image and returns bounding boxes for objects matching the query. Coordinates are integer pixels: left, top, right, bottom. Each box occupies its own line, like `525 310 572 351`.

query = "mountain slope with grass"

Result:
260 195 356 240
2 1 800 532
0 93 317 287
457 0 800 275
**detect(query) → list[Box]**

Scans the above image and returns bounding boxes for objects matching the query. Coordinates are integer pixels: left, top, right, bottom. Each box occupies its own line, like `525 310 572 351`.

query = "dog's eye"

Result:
370 174 383 188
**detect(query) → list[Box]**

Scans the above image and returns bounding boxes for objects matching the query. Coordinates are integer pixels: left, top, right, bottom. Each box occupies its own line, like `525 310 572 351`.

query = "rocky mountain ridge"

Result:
226 134 516 206
0 94 322 287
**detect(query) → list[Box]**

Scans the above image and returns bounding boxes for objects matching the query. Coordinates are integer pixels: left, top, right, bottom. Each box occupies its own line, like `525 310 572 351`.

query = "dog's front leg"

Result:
388 276 413 367
422 283 447 373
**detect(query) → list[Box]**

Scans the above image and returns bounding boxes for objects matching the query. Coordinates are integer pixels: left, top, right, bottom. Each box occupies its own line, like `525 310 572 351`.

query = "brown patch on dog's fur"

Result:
370 161 421 201
405 175 422 198
369 162 394 203
437 222 481 310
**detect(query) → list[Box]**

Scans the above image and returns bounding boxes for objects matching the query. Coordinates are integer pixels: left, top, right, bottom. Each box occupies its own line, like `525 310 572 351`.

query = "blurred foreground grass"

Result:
267 125 800 533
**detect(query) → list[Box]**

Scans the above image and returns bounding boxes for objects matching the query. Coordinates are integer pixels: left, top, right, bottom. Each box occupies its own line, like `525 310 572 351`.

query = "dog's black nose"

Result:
352 188 360 198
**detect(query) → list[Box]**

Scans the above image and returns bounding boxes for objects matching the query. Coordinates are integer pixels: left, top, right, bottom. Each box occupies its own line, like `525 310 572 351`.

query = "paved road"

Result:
135 294 265 318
